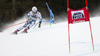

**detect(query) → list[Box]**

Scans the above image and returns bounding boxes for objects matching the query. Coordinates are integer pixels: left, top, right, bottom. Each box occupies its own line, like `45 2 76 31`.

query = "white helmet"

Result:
32 6 37 12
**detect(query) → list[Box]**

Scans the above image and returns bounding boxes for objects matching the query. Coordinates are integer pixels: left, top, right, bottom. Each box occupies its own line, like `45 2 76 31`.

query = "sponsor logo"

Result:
71 10 85 20
73 12 84 19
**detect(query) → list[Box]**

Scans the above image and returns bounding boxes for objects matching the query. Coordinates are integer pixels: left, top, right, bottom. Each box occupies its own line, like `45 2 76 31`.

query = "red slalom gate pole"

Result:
67 0 95 52
89 21 95 51
67 0 69 8
85 0 95 51
67 0 71 53
2 21 25 29
68 23 71 52
85 0 88 7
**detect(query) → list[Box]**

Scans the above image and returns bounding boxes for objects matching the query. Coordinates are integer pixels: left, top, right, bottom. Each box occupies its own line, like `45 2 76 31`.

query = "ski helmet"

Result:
32 6 37 12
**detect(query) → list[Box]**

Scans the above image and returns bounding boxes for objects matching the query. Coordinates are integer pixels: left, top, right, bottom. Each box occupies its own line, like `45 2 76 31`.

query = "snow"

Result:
0 16 100 56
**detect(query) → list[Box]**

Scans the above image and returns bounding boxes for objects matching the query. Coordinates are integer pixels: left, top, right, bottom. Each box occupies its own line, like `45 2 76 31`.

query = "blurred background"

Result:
0 0 100 31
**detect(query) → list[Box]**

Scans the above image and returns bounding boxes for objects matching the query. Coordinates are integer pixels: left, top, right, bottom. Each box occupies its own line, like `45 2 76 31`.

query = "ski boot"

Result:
13 30 18 34
38 24 41 28
23 28 28 33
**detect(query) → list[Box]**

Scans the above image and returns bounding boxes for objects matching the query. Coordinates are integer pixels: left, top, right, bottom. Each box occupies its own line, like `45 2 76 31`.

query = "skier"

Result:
13 6 42 34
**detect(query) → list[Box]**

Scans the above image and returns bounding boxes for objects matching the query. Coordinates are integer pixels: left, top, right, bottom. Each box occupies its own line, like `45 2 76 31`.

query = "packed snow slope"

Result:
0 16 100 56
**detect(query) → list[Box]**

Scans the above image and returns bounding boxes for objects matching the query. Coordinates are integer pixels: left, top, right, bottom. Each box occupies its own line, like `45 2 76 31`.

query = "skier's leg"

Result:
13 21 29 34
38 21 42 28
23 20 36 33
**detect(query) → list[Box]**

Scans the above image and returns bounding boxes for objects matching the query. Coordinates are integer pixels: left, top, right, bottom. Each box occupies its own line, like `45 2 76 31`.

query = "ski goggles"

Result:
32 10 37 12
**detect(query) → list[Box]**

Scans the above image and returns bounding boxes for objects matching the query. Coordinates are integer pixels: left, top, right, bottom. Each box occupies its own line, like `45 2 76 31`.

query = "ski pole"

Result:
33 21 56 29
2 21 25 29
33 21 48 29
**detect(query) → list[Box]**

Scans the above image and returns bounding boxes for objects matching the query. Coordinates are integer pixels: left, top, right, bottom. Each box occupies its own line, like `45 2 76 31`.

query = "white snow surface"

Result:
0 16 100 56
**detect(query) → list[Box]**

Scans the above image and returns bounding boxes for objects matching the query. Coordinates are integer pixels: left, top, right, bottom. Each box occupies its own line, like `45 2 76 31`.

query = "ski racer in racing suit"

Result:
13 6 42 34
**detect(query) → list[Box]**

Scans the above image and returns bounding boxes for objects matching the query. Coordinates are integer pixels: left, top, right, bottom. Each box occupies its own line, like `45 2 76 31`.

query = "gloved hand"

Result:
27 17 33 22
26 15 32 21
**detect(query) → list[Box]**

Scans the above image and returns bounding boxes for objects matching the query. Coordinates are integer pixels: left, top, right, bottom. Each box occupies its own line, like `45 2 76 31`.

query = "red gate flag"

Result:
67 0 94 53
68 7 90 24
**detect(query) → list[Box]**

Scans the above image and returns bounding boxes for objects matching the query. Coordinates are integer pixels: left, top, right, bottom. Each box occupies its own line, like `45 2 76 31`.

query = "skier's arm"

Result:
25 11 33 21
38 12 42 28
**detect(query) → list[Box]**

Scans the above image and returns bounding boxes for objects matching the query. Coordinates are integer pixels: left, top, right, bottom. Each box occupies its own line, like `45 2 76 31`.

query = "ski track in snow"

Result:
0 17 100 56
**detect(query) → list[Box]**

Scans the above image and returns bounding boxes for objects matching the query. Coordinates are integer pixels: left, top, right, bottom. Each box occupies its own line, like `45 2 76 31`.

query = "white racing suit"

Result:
16 11 42 32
